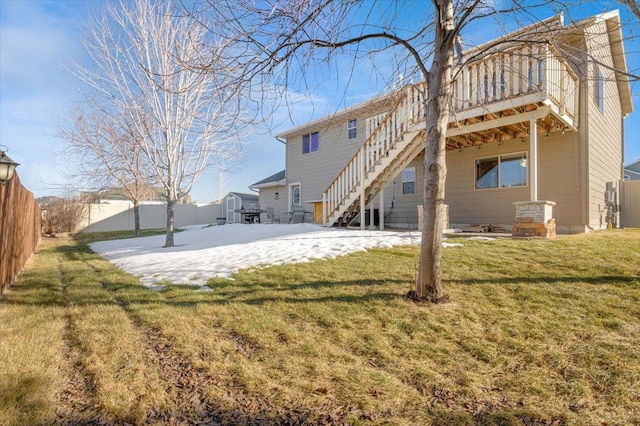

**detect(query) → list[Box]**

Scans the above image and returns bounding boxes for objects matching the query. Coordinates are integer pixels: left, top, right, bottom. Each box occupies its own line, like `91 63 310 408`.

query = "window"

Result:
594 65 605 113
302 132 319 154
290 184 301 206
402 167 415 194
348 119 357 139
475 152 527 189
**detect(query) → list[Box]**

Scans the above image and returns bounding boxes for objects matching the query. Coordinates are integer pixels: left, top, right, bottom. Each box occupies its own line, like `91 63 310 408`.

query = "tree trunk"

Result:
415 0 455 303
133 200 141 238
164 196 176 248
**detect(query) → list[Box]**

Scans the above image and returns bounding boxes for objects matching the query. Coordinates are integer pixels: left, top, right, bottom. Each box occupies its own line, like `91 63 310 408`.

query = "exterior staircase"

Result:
322 86 426 227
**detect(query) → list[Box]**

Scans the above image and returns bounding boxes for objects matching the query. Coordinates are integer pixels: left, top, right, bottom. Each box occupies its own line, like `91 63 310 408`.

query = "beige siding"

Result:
584 21 624 229
257 187 290 222
537 133 583 227
379 156 424 227
621 180 640 228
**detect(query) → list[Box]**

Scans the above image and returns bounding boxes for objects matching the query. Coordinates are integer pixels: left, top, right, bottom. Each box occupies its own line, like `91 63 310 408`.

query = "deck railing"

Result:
451 43 577 119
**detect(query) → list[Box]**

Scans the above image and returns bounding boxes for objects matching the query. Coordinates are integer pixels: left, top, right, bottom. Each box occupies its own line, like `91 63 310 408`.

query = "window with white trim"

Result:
348 119 357 139
302 132 319 154
475 152 527 189
402 167 415 194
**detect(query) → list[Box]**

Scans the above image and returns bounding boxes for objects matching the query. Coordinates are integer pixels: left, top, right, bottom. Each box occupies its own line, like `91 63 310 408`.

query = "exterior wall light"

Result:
0 146 20 184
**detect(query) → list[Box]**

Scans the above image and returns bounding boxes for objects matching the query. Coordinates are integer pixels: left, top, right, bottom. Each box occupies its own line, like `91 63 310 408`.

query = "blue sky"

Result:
1 0 638 202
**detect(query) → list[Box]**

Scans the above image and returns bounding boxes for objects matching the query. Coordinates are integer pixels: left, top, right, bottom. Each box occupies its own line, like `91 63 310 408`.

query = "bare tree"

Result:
58 99 158 237
618 0 640 20
195 0 637 302
71 0 244 247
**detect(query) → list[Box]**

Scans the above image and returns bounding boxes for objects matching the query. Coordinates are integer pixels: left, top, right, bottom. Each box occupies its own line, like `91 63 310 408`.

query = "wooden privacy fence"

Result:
0 173 42 294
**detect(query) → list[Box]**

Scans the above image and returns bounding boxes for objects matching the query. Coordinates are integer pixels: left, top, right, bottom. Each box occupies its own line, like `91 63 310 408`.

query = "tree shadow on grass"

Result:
451 275 638 286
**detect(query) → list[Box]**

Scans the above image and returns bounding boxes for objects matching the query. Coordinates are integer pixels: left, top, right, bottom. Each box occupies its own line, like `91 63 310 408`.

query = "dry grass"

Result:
1 229 639 425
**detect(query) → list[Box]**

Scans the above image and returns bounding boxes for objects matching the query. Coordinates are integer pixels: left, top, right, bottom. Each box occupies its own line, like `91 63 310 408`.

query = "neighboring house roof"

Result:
249 170 286 189
226 191 259 203
624 159 640 180
625 159 640 173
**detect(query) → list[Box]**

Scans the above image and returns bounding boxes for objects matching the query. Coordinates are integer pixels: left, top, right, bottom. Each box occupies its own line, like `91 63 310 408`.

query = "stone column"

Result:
512 201 556 238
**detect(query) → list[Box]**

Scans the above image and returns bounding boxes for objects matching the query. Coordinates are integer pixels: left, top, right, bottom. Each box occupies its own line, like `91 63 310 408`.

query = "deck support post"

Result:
369 199 375 230
514 117 556 238
360 146 366 230
322 193 327 226
379 189 385 231
530 116 538 201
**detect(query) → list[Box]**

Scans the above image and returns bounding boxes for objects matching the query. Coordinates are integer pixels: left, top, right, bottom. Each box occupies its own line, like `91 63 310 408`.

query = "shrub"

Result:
42 197 86 234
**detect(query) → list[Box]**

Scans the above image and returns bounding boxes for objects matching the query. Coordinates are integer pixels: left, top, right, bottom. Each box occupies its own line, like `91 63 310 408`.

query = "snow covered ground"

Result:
90 223 459 290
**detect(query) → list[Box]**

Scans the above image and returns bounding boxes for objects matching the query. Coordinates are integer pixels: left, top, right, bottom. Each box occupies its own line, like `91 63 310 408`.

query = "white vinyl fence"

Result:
620 180 640 228
80 201 223 233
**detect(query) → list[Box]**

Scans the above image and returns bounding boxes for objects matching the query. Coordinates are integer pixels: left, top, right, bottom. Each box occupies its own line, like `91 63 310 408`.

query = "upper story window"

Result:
594 65 605 113
302 132 319 154
402 167 415 194
475 152 527 189
348 119 357 139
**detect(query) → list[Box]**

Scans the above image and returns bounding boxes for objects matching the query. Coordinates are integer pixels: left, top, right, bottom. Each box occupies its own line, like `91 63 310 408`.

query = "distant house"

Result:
624 159 640 181
252 11 633 233
223 192 259 223
249 170 287 221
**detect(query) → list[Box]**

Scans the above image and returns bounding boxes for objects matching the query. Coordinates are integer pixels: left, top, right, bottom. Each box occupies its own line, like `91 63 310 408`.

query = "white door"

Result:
226 196 235 223
289 183 301 209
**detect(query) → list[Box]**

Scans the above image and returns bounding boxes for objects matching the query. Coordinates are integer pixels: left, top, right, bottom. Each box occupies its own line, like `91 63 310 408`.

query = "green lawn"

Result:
1 230 639 425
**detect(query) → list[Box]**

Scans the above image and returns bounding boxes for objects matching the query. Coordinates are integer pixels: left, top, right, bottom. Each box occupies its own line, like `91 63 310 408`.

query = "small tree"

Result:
71 0 245 247
59 100 157 237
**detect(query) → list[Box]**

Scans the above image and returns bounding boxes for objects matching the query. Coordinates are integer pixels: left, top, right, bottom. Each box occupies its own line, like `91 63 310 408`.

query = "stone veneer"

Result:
512 201 556 238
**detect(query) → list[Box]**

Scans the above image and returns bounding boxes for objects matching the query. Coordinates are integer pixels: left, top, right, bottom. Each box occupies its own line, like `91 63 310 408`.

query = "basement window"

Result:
475 152 527 189
402 167 415 194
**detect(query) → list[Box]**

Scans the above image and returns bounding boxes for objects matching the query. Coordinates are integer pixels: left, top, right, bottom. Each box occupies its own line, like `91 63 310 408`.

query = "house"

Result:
624 159 640 181
252 11 633 234
223 192 260 223
249 170 288 219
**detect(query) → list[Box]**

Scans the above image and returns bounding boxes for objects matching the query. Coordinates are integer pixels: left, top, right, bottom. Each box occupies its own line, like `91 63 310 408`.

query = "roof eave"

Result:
604 12 633 116
249 179 287 190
